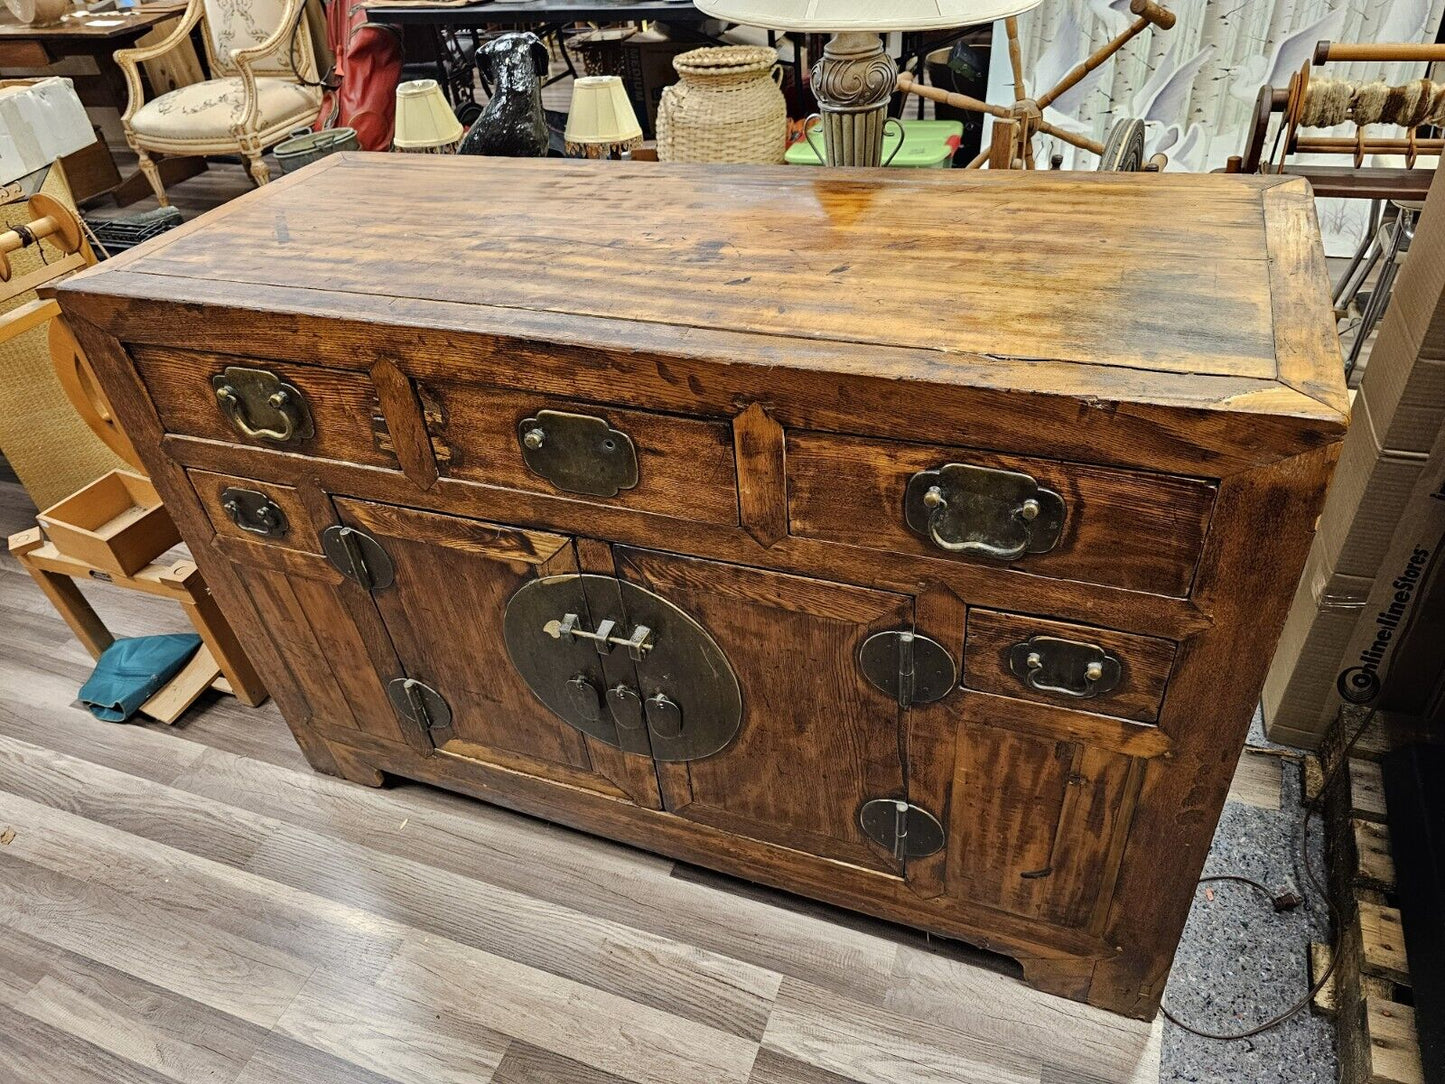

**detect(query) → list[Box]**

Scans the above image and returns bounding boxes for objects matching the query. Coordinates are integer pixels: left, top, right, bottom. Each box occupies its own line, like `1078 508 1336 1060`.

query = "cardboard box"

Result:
1387 170 1445 356
1263 543 1373 747
1358 305 1445 457
1333 420 1445 714
1315 390 1426 579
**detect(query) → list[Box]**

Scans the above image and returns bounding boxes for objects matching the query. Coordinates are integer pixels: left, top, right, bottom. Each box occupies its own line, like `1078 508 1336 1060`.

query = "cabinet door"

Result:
948 723 1143 930
227 548 411 747
335 499 659 806
615 547 913 875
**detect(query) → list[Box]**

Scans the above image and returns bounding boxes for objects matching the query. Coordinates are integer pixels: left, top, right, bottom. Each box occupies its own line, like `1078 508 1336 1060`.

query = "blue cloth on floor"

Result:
78 633 202 722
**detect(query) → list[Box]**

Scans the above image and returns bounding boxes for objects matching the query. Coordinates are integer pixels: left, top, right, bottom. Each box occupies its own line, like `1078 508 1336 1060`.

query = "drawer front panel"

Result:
428 383 740 526
133 347 400 471
190 469 321 553
785 430 1215 597
950 723 1141 930
963 610 1176 724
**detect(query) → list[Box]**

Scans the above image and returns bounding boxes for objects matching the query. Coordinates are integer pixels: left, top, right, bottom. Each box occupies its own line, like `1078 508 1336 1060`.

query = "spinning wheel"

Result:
1233 41 1445 175
895 0 1175 170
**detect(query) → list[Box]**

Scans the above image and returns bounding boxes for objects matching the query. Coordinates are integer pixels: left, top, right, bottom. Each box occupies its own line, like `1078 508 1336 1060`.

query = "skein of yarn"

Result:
1300 77 1445 128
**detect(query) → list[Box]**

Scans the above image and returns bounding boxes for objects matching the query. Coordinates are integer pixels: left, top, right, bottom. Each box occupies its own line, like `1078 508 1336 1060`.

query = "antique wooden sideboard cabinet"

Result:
59 155 1347 1018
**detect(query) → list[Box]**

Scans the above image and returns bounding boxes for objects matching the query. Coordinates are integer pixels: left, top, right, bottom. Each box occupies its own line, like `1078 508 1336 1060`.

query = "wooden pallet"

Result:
1310 709 1424 1084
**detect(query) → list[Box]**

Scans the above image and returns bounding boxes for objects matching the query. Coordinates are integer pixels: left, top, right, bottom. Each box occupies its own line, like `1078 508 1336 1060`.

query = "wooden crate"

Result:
1311 711 1425 1084
37 468 178 576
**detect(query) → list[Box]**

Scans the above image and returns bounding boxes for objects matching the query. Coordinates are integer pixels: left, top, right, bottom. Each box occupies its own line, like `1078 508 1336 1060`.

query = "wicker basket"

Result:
657 46 786 164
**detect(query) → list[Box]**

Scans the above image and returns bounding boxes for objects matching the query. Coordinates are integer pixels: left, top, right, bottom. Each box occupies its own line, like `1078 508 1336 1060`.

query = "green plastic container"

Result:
786 119 963 168
275 127 360 174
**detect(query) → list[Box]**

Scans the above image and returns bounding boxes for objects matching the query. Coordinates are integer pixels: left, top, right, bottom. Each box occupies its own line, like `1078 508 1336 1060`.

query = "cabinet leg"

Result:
326 740 386 788
1019 954 1100 1005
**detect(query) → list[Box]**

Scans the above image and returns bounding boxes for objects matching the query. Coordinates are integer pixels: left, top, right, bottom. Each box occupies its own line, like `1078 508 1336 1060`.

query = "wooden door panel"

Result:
335 499 651 803
615 547 910 875
949 721 1141 930
230 554 408 746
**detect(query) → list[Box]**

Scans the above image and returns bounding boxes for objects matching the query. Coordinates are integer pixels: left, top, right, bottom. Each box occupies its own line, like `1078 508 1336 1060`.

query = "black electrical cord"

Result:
1160 704 1380 1041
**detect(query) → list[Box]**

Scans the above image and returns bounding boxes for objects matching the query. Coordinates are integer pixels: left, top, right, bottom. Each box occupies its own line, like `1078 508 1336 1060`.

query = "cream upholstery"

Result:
202 0 306 77
131 78 320 142
115 0 321 204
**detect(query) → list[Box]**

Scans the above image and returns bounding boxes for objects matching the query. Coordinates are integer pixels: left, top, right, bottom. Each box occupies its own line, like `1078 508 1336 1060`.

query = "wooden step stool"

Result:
8 526 267 723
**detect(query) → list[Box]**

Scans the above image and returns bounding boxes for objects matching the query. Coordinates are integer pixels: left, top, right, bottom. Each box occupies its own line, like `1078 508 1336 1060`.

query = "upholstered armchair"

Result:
114 0 323 204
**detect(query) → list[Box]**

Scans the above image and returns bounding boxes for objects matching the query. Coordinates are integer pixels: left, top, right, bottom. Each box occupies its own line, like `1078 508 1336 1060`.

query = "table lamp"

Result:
565 76 643 159
393 79 464 154
694 0 1042 166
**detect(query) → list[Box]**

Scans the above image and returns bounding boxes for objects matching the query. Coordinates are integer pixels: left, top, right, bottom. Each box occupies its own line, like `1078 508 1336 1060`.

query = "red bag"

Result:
314 1 403 151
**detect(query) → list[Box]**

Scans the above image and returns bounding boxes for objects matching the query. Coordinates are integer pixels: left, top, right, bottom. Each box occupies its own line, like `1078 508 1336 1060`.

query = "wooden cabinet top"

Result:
63 154 1347 445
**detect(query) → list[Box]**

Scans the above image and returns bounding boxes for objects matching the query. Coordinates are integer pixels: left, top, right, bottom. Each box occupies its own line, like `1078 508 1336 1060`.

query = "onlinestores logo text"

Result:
1337 545 1431 704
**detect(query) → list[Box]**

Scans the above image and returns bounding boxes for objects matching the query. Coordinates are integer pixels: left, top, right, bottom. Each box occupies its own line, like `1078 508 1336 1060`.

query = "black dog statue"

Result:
458 33 551 157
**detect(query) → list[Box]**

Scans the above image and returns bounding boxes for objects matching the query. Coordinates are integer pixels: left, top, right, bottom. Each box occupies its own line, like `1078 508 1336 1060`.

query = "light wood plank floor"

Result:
0 478 1164 1083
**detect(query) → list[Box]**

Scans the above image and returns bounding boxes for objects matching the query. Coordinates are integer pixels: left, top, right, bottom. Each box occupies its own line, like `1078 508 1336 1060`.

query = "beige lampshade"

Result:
393 79 464 151
693 0 1040 31
565 76 643 156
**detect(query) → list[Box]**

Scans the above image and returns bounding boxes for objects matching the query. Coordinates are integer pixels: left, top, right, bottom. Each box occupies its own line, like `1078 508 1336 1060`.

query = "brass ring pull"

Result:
1022 650 1105 699
922 485 1039 561
215 384 300 442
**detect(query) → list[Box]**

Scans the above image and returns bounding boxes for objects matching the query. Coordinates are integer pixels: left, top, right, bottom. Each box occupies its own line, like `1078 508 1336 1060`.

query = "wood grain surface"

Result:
80 157 1290 379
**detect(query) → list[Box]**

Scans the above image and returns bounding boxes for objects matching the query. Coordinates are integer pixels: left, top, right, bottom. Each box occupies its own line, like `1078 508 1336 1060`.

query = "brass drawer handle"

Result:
1008 635 1121 700
904 463 1065 562
922 486 1037 561
220 486 288 538
210 366 314 444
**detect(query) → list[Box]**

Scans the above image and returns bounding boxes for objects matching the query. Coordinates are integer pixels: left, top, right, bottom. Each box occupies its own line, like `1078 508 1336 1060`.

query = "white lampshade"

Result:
694 0 1040 31
565 76 643 157
393 79 464 151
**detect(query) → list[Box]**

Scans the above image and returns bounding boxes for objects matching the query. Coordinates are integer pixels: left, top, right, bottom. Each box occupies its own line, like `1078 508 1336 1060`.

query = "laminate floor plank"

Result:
378 935 760 1084
762 976 1042 1084
0 1005 179 1084
233 1031 405 1084
0 787 402 983
0 854 312 1029
748 1048 869 1084
0 733 264 867
0 923 58 1009
245 825 781 1041
885 945 1162 1084
172 746 900 1004
0 729 781 1040
269 966 511 1084
0 667 209 785
14 952 269 1084
491 1041 641 1084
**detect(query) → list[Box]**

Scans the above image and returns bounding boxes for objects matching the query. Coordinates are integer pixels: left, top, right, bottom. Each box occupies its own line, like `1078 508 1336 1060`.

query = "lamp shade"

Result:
564 76 643 154
393 79 464 150
693 0 1041 31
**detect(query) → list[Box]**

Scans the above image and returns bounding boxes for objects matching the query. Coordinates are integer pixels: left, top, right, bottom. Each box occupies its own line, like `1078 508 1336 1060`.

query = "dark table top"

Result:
0 3 183 40
367 0 705 26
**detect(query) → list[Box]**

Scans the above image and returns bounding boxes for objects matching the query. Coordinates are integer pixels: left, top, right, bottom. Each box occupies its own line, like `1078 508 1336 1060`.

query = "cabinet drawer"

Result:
963 610 1175 724
190 469 321 554
133 347 400 472
785 431 1214 597
427 382 740 526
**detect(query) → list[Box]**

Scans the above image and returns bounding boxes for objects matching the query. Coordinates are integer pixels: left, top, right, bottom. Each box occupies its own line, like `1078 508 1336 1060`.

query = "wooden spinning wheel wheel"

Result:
896 0 1175 170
